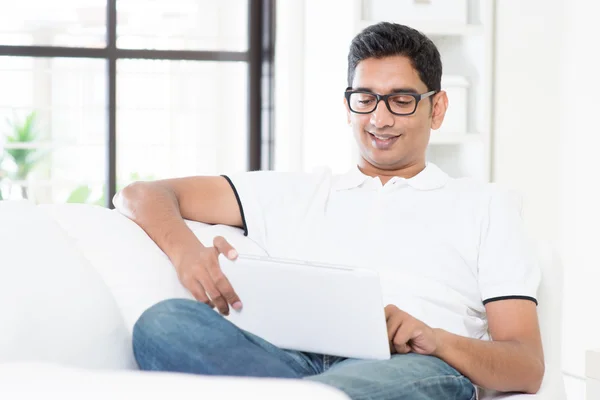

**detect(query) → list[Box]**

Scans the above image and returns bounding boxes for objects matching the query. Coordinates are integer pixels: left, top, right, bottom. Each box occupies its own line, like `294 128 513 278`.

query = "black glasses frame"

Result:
344 87 437 116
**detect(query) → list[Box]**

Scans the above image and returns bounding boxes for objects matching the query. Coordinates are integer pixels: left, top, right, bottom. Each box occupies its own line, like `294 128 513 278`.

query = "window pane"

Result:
117 59 248 188
0 1 107 47
117 0 248 51
0 57 107 204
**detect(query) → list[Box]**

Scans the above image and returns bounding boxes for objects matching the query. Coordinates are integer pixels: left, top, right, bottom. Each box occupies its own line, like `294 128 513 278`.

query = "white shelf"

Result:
429 132 482 145
356 20 484 36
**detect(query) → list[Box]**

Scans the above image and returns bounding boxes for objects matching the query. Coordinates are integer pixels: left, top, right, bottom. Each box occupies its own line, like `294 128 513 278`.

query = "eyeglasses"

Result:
344 87 437 116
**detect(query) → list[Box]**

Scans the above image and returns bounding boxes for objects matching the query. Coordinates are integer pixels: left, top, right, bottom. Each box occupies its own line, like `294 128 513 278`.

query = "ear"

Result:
430 91 448 131
344 96 352 125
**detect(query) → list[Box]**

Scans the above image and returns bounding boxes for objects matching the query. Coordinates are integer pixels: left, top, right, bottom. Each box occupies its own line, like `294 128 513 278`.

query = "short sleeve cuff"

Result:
481 282 539 306
221 175 249 237
482 295 538 306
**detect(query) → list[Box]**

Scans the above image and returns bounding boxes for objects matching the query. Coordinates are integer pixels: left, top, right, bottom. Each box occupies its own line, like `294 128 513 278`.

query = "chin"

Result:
364 152 405 169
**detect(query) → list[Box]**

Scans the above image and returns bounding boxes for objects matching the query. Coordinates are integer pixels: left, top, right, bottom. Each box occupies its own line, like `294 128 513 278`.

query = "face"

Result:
345 55 448 174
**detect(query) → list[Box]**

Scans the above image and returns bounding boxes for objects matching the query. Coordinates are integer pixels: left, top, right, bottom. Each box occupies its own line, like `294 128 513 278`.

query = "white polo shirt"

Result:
224 162 540 341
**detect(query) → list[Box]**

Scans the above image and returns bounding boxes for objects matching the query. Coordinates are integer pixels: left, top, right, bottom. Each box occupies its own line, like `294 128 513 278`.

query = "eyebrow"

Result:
352 86 420 94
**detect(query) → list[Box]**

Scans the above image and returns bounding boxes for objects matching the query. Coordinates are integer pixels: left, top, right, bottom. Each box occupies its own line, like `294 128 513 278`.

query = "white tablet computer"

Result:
218 254 391 360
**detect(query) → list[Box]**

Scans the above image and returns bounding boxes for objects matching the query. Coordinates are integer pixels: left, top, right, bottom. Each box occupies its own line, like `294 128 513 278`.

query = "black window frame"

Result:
0 0 275 207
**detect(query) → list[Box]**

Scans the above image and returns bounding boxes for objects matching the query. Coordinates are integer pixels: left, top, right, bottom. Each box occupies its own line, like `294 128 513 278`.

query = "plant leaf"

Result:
66 185 92 203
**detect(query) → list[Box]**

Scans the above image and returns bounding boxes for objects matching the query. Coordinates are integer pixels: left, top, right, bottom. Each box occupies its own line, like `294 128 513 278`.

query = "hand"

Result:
174 235 242 316
385 304 440 356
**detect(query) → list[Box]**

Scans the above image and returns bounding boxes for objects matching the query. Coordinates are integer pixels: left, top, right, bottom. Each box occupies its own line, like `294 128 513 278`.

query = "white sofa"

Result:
0 201 566 399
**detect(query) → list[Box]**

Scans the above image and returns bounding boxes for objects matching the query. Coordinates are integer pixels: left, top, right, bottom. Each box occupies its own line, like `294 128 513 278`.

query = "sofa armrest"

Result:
479 365 566 400
0 362 350 400
586 349 600 400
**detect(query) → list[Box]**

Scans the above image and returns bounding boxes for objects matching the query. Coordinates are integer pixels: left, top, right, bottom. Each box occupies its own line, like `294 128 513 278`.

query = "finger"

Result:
213 236 238 260
393 323 416 354
184 277 213 306
386 310 403 340
206 254 243 311
201 276 230 316
394 342 411 354
212 268 243 310
387 321 401 354
385 305 396 321
385 304 405 321
386 309 409 353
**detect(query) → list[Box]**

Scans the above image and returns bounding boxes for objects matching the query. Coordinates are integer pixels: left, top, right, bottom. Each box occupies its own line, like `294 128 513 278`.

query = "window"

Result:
116 59 249 187
0 56 107 204
0 0 274 205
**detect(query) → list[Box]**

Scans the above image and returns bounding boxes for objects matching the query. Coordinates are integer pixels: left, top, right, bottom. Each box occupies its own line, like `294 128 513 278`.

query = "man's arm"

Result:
433 299 544 393
113 176 243 264
427 189 544 393
386 299 544 394
113 176 245 314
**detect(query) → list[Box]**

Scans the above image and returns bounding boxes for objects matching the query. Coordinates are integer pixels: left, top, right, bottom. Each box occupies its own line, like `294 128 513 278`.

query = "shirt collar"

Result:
332 162 449 191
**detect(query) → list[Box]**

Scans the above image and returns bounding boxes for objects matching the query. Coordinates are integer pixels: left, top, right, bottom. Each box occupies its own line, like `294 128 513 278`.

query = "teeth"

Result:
369 132 399 141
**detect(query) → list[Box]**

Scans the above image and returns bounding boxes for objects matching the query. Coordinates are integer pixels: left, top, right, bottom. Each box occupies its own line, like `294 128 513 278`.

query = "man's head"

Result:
345 22 448 177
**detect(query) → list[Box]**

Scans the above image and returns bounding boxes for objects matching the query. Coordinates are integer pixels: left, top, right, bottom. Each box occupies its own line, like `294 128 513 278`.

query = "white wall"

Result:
561 0 600 396
301 0 358 173
493 0 564 245
275 0 360 173
274 1 305 172
494 0 600 398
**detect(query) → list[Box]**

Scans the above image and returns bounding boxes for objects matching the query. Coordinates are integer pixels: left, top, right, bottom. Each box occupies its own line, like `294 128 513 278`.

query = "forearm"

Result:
433 329 544 394
113 182 205 264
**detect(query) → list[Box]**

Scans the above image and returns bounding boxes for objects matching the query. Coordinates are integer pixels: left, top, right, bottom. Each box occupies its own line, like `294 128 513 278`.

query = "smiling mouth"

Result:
368 132 401 141
366 131 402 150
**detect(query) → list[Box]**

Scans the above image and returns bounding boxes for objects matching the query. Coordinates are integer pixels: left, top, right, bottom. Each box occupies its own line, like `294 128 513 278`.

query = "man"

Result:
114 22 544 400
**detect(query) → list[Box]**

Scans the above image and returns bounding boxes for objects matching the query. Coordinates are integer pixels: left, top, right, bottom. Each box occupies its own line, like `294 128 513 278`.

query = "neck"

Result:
357 159 426 185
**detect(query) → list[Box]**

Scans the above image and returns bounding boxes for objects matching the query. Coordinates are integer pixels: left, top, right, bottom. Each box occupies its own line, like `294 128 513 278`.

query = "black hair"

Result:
347 22 442 92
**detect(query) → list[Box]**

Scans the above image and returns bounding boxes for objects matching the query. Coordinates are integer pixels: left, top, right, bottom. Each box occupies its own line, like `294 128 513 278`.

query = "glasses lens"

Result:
349 92 377 113
388 94 416 114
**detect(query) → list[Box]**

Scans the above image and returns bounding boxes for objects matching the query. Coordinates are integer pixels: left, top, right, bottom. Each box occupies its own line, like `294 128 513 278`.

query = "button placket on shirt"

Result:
356 179 378 252
364 178 408 263
370 178 406 236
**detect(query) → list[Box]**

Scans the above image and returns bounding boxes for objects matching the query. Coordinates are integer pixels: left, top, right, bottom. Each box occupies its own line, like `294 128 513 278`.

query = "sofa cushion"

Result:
0 201 135 370
39 204 267 332
0 362 351 399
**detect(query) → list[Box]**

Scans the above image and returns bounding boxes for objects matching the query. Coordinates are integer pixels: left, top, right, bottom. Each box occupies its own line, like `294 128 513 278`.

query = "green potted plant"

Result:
3 111 48 199
0 152 5 201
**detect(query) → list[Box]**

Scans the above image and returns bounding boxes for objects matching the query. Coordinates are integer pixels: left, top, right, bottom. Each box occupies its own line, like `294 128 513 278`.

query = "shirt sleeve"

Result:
221 170 327 254
477 188 541 306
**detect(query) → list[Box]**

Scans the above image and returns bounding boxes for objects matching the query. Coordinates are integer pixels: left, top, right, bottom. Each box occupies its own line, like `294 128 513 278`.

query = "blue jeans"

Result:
133 299 475 400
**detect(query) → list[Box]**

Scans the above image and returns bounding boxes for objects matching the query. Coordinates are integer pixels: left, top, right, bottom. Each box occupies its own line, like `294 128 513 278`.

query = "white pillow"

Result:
0 201 135 370
39 204 267 333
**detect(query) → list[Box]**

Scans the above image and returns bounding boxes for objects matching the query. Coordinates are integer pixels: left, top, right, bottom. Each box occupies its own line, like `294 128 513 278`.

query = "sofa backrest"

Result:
0 201 135 370
534 240 564 369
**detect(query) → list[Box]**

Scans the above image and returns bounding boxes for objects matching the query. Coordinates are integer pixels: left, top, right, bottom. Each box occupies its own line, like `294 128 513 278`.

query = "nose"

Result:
369 99 395 128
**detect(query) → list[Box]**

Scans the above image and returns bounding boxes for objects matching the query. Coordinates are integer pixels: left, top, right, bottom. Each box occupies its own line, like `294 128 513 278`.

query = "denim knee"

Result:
134 299 213 336
132 299 217 369
306 354 475 400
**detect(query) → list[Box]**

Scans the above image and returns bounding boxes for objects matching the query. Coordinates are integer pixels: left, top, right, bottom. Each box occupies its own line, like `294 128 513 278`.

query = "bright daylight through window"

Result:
0 0 257 205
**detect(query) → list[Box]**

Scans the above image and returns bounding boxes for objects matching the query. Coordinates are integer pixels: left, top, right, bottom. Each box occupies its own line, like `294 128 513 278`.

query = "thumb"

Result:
213 235 238 260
